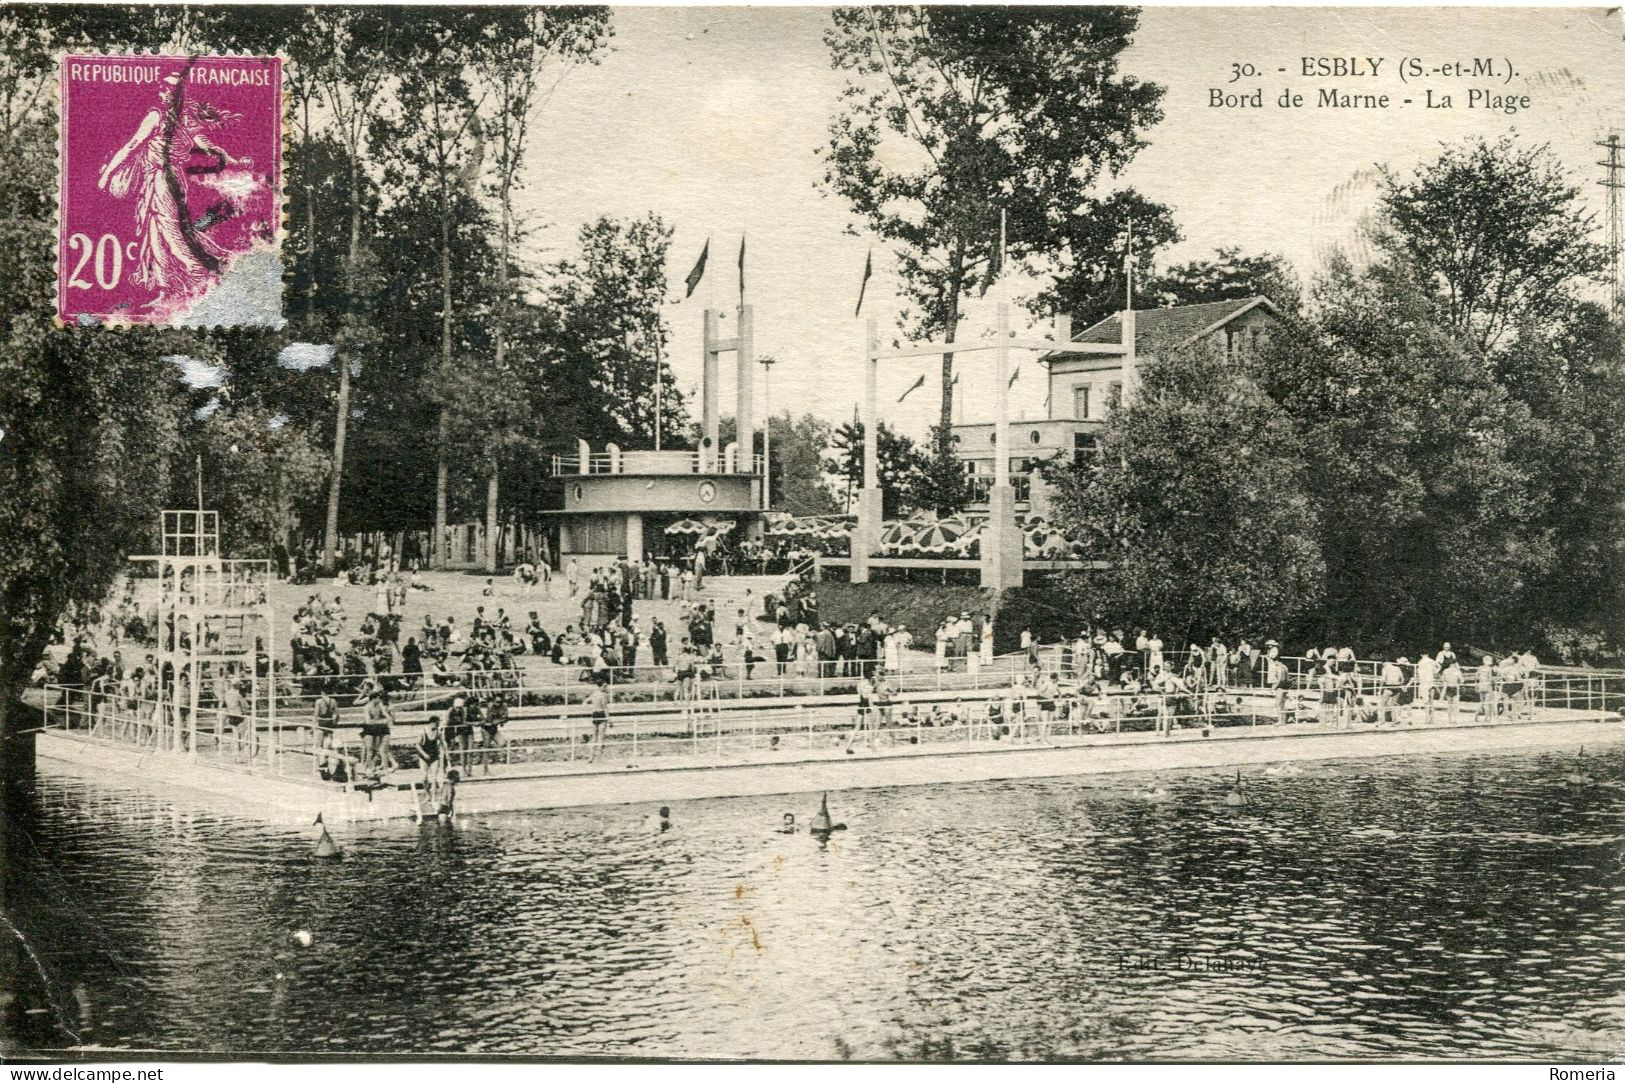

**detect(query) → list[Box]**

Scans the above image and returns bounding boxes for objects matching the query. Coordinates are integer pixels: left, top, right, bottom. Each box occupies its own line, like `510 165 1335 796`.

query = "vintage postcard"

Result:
3 2 1624 1073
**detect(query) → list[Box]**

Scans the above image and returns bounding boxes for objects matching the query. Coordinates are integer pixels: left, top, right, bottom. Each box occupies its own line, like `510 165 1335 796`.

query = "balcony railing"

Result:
551 451 766 477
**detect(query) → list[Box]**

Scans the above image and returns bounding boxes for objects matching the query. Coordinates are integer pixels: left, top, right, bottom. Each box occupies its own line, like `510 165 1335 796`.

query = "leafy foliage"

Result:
829 419 927 518
539 214 688 451
1148 247 1302 313
1258 258 1549 646
174 403 330 557
820 5 1165 489
1374 135 1608 352
1046 343 1324 641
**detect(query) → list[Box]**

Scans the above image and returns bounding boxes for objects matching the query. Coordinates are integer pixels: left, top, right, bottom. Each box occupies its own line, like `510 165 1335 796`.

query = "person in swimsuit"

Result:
586 685 610 763
479 695 507 775
416 715 446 793
445 694 474 772
360 684 398 777
313 690 340 780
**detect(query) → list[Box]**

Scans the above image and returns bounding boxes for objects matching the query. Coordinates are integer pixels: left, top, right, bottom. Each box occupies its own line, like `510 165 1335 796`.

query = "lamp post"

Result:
758 355 777 509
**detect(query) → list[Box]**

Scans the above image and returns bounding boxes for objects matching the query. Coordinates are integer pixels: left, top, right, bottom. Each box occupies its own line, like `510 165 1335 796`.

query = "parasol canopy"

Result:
880 519 930 549
665 518 711 535
770 516 829 537
912 517 984 553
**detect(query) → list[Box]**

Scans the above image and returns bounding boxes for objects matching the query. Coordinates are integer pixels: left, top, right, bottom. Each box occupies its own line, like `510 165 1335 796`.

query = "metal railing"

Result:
36 663 1621 792
551 452 766 477
38 684 346 785
268 649 1045 718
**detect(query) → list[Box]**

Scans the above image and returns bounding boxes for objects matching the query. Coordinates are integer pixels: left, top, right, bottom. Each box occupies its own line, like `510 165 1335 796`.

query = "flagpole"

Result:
653 323 664 451
759 354 775 510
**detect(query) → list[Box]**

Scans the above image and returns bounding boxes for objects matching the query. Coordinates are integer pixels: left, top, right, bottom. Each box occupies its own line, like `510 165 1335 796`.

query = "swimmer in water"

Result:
780 813 798 834
643 805 673 832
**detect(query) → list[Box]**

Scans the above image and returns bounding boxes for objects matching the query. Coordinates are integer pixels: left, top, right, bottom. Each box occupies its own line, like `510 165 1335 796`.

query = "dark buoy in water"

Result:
642 805 673 833
809 793 847 837
312 813 343 860
1223 770 1246 806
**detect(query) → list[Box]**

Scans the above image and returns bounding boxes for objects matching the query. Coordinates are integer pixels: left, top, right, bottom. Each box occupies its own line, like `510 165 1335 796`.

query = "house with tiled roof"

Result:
1047 295 1282 422
950 295 1283 517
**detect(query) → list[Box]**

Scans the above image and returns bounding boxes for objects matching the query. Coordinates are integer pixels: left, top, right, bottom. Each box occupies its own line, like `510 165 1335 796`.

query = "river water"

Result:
4 746 1624 1061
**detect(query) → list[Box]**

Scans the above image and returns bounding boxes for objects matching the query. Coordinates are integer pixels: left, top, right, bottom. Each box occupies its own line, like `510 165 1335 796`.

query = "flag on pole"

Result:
854 249 873 317
897 373 925 403
737 235 746 307
684 239 710 299
1008 367 1020 388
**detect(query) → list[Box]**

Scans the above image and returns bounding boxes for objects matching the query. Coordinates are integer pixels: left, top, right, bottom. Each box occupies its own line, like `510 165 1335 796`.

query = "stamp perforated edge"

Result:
51 49 291 331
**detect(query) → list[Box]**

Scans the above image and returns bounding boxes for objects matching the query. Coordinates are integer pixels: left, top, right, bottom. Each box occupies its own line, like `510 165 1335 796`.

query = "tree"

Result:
176 403 330 557
1492 303 1625 648
471 7 612 570
1046 342 1324 642
768 413 843 515
539 214 687 451
820 6 1165 505
1032 189 1179 329
386 12 491 567
829 419 925 518
1148 246 1302 313
306 8 393 574
1258 256 1551 648
715 412 842 516
1375 135 1608 353
900 422 969 513
0 6 190 753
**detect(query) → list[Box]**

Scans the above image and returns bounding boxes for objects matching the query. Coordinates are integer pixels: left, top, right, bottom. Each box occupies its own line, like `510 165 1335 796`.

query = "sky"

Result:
516 5 1625 442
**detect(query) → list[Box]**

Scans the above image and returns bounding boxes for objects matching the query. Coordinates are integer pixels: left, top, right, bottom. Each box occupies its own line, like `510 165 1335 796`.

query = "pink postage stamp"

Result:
57 54 283 327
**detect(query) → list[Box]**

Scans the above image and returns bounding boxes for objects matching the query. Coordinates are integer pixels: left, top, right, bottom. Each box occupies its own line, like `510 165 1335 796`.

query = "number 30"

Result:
67 232 129 290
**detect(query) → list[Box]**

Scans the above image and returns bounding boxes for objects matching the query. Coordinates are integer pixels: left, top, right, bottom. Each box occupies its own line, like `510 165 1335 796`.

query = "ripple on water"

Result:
4 748 1625 1059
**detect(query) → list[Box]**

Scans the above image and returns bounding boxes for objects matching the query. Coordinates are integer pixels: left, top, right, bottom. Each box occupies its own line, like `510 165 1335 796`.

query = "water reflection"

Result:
4 747 1624 1060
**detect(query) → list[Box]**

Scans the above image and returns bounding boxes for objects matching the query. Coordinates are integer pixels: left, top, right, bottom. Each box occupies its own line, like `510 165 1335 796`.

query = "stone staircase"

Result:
696 574 786 627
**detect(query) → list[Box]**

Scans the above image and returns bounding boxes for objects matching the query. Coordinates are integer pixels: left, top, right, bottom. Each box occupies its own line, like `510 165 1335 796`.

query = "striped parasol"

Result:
881 519 929 550
769 516 825 537
911 516 984 554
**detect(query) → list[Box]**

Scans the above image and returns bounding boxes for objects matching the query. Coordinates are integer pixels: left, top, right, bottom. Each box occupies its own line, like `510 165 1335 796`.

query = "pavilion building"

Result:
951 296 1282 519
550 303 766 566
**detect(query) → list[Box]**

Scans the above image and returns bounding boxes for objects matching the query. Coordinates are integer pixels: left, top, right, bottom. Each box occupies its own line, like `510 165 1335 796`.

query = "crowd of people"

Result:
29 549 1573 790
1042 627 1548 731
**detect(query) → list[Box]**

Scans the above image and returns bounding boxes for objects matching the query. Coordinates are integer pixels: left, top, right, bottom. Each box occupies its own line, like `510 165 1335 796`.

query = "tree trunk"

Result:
321 354 349 574
0 627 51 785
486 156 512 577
433 176 452 569
325 104 368 579
484 465 499 573
303 92 317 321
936 240 967 515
